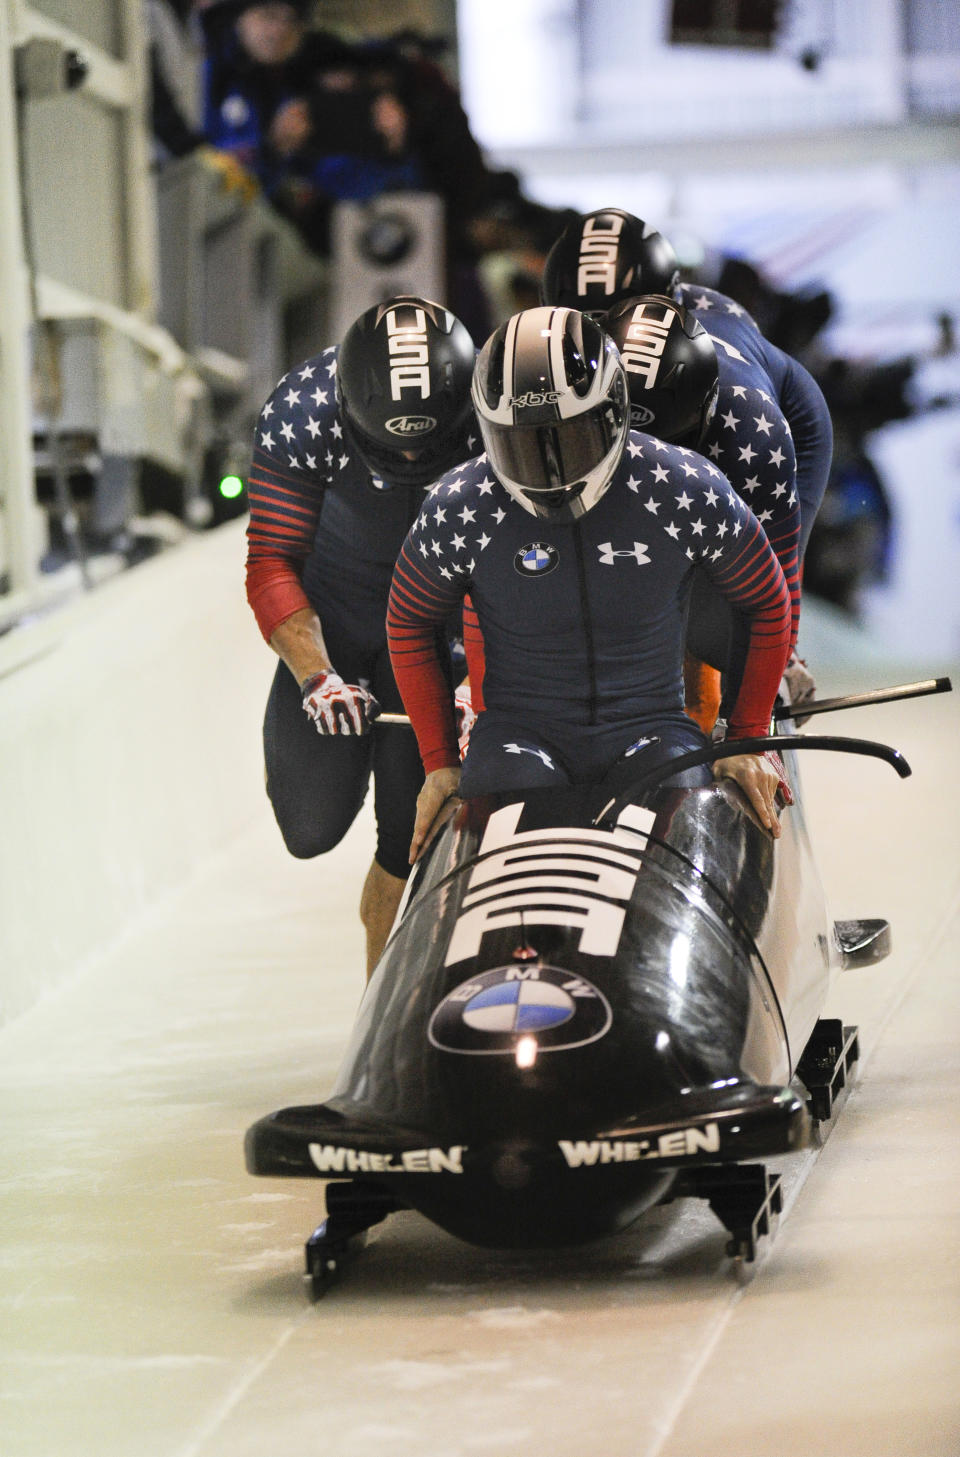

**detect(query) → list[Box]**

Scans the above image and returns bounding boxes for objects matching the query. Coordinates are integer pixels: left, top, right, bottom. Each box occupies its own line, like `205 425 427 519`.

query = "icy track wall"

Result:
0 522 273 1026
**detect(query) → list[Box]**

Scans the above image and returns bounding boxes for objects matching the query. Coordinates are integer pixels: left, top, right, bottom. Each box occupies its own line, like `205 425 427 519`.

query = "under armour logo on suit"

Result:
597 541 650 566
504 743 556 770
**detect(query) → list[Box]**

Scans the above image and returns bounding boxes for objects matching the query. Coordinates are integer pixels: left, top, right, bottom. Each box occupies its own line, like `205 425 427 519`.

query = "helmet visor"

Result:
344 412 475 488
483 400 624 496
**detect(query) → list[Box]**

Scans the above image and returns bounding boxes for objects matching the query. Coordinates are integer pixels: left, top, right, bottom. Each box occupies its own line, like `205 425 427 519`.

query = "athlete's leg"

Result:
263 661 371 858
459 713 573 797
358 857 407 979
359 644 436 974
601 716 713 798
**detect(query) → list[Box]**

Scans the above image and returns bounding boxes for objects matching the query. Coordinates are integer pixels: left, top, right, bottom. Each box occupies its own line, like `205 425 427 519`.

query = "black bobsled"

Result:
246 716 918 1291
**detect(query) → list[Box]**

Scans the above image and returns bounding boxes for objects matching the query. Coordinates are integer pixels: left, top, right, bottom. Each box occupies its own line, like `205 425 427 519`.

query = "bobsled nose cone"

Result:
490 1147 535 1191
408 1137 678 1249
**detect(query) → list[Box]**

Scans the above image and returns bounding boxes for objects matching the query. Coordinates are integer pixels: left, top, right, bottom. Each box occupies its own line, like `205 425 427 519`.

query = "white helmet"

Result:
471 306 629 522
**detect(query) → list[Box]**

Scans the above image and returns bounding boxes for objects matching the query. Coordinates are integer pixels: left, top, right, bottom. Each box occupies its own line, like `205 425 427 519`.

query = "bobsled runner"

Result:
246 680 948 1295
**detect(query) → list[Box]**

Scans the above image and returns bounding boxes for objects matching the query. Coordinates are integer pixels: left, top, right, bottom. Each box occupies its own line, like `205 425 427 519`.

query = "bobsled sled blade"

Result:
678 1163 785 1263
833 917 891 969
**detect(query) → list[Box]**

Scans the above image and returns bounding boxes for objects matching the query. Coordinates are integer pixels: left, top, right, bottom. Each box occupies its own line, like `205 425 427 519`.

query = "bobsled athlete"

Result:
387 306 794 863
245 295 477 975
541 207 833 716
601 292 800 731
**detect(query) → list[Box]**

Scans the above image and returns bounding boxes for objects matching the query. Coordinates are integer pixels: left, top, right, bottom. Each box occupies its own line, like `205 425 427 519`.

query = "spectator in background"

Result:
197 0 414 243
193 1 573 338
148 0 262 201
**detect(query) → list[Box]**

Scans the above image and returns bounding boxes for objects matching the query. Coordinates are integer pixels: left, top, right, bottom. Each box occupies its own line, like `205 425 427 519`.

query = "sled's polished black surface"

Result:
246 732 907 1251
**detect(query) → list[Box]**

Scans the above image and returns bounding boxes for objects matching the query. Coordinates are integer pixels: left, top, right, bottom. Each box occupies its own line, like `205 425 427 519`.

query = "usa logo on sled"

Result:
429 965 612 1055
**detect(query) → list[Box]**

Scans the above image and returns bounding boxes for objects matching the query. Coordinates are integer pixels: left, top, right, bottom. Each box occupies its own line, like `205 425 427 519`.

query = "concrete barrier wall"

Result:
0 521 275 1026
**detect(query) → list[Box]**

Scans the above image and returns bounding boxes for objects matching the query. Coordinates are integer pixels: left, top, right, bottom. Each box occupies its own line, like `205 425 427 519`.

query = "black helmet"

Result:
541 209 681 316
472 306 629 523
604 294 719 449
336 295 477 487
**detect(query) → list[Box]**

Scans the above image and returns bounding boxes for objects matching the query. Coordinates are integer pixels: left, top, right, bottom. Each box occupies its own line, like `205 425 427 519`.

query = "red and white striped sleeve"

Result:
387 539 468 774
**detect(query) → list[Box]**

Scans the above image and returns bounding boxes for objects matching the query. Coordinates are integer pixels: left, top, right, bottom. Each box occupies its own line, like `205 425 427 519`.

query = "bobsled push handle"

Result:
774 676 952 722
379 682 953 729
594 733 911 829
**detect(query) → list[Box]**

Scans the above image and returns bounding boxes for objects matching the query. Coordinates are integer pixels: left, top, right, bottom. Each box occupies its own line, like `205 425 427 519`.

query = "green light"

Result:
218 474 244 500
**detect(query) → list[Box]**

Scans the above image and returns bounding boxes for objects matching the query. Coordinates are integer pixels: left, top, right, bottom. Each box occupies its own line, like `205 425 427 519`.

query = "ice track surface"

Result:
1 606 958 1457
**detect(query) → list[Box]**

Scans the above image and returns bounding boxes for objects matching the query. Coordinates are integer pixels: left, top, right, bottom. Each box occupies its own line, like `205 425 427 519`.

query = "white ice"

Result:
0 525 957 1457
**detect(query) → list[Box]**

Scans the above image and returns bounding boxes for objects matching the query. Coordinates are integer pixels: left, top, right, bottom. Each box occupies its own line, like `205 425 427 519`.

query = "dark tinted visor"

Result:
484 402 621 492
344 413 474 488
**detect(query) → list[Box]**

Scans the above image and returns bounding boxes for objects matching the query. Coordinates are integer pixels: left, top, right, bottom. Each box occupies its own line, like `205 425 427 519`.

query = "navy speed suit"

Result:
387 437 792 797
246 345 475 878
673 285 832 678
681 284 833 559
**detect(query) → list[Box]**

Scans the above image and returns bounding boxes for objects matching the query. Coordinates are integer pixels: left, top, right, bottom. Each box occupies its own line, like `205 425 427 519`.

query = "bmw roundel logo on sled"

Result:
515 543 559 577
429 965 612 1055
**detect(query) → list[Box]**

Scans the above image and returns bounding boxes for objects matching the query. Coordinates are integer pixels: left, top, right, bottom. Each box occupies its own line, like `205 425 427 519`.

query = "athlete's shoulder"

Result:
260 346 339 419
679 283 760 331
714 376 783 421
615 431 739 511
617 430 728 492
611 436 748 568
254 346 342 473
411 453 514 565
423 451 504 506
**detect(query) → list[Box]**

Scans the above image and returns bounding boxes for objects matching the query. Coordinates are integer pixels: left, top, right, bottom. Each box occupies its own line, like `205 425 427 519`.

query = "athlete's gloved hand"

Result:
454 683 477 759
301 671 380 735
782 651 816 725
763 750 794 807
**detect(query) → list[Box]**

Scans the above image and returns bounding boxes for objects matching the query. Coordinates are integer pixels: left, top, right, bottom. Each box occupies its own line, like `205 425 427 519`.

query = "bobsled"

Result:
246 681 947 1294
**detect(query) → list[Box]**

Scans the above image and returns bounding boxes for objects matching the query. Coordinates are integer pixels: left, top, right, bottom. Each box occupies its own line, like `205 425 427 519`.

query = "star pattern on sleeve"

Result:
407 454 514 582
679 283 760 329
698 384 798 539
618 446 749 566
254 346 346 477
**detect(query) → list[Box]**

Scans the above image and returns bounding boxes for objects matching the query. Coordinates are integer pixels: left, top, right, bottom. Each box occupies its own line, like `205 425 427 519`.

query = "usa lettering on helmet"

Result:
576 212 625 296
620 300 674 390
386 306 431 400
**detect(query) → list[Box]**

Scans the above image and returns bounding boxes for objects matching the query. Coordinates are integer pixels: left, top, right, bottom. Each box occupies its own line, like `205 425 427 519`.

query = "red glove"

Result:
301 671 380 735
454 683 477 759
764 750 794 806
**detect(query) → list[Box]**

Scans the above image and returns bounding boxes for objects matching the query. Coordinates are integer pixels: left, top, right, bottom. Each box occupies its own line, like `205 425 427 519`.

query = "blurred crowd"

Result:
148 0 575 341
146 0 956 620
